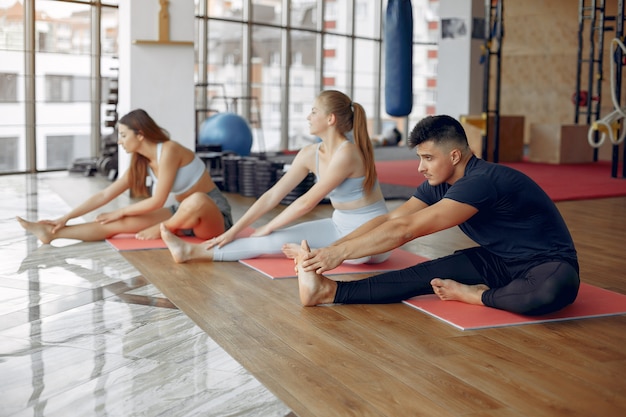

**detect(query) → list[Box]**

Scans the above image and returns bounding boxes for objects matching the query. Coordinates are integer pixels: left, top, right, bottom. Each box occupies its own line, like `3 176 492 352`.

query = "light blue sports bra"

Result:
315 141 367 204
148 142 206 196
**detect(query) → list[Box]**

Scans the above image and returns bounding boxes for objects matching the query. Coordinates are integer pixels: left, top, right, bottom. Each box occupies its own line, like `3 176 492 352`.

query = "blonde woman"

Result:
161 90 390 264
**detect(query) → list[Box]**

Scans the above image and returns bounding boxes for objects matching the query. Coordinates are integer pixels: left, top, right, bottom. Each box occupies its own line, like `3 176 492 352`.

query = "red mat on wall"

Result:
375 160 626 202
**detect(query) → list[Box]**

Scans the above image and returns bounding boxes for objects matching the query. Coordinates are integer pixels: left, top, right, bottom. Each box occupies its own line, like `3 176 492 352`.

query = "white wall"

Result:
436 0 484 119
117 0 195 174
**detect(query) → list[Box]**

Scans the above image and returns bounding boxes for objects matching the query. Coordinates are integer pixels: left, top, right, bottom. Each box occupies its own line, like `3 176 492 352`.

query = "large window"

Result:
196 0 438 152
0 136 19 172
34 0 92 171
0 0 118 174
0 72 18 102
46 134 74 170
0 0 25 174
1 0 437 173
44 74 91 102
353 38 379 127
289 29 317 149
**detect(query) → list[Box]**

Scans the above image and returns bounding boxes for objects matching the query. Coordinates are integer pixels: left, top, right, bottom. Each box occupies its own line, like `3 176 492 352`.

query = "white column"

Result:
436 0 485 119
117 0 195 174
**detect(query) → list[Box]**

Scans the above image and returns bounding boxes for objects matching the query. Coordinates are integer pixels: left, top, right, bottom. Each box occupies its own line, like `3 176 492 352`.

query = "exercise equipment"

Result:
194 83 265 155
384 0 413 117
222 155 241 193
276 170 316 205
574 1 607 128
70 64 118 179
575 0 626 178
571 90 599 107
198 112 254 156
480 0 504 162
588 38 626 149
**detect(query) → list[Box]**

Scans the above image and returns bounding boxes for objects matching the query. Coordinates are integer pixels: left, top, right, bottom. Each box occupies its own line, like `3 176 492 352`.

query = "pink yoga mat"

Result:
106 227 255 251
239 249 429 279
403 283 626 330
106 233 204 251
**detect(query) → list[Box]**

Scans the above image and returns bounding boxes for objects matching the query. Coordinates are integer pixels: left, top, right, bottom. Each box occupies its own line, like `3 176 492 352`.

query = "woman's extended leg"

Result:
162 218 341 263
212 219 340 261
139 192 227 240
17 208 172 244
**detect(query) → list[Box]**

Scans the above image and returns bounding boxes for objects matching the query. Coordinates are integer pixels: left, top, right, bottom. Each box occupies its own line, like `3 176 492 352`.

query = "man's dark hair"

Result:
407 115 470 150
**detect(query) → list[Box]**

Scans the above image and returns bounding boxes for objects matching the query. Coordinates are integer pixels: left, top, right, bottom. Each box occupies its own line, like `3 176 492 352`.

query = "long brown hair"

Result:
118 109 170 198
316 90 377 193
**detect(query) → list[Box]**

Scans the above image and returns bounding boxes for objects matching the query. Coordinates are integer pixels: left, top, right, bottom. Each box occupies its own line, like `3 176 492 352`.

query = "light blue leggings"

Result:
213 199 391 263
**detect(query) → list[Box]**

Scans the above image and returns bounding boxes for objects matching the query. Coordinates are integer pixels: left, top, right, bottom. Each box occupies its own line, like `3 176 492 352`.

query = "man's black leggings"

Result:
334 247 580 316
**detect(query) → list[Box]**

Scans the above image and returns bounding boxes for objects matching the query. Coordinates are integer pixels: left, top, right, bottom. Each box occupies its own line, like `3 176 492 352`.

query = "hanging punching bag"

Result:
385 0 413 117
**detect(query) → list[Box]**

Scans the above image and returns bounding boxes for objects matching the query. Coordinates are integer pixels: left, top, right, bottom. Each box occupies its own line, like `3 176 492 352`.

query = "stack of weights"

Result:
221 154 315 202
277 170 316 205
221 155 241 193
237 157 258 197
254 159 284 197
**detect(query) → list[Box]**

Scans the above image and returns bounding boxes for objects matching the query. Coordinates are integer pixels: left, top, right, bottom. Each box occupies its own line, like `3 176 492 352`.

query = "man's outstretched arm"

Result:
301 198 477 273
330 197 428 247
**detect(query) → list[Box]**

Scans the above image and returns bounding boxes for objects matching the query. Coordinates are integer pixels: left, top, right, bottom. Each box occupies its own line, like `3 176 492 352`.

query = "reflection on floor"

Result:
0 172 293 417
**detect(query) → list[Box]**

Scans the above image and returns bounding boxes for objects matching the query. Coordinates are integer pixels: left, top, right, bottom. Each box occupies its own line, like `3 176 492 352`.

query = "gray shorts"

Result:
170 187 233 235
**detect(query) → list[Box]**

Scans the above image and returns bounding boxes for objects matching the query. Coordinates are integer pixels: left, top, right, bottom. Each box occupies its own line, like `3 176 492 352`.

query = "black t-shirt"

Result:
413 156 577 263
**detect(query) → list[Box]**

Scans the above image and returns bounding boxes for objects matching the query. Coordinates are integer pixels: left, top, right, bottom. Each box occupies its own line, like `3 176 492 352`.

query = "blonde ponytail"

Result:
316 90 378 194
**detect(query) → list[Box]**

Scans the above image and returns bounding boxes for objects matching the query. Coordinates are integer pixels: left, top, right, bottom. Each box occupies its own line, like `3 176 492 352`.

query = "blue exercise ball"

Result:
198 112 253 156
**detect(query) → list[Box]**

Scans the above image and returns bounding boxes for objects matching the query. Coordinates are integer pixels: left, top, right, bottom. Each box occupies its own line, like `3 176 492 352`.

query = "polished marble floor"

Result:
0 172 294 417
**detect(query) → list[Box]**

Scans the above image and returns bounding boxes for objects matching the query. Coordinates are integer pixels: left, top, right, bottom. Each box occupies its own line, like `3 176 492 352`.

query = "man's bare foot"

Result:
296 240 337 306
281 242 300 259
160 223 213 263
136 224 161 240
16 216 54 244
430 278 489 306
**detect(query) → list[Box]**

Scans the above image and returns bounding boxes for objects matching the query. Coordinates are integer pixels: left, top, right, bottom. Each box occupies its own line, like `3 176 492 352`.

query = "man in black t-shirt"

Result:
296 115 580 316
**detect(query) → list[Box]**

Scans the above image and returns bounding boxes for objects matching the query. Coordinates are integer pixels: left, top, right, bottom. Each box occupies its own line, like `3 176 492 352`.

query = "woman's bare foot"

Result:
296 240 337 306
160 223 214 263
16 216 54 244
430 278 489 306
281 242 300 259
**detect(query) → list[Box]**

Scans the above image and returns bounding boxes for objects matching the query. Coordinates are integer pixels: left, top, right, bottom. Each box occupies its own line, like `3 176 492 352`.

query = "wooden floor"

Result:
122 194 626 417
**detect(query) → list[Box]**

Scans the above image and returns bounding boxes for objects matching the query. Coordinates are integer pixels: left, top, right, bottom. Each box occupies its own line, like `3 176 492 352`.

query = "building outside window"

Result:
0 0 119 173
1 0 438 173
0 72 18 102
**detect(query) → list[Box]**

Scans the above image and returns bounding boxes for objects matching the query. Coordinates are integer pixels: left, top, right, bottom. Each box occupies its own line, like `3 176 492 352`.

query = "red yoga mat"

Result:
403 282 626 330
239 249 428 279
106 227 255 251
106 233 205 251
